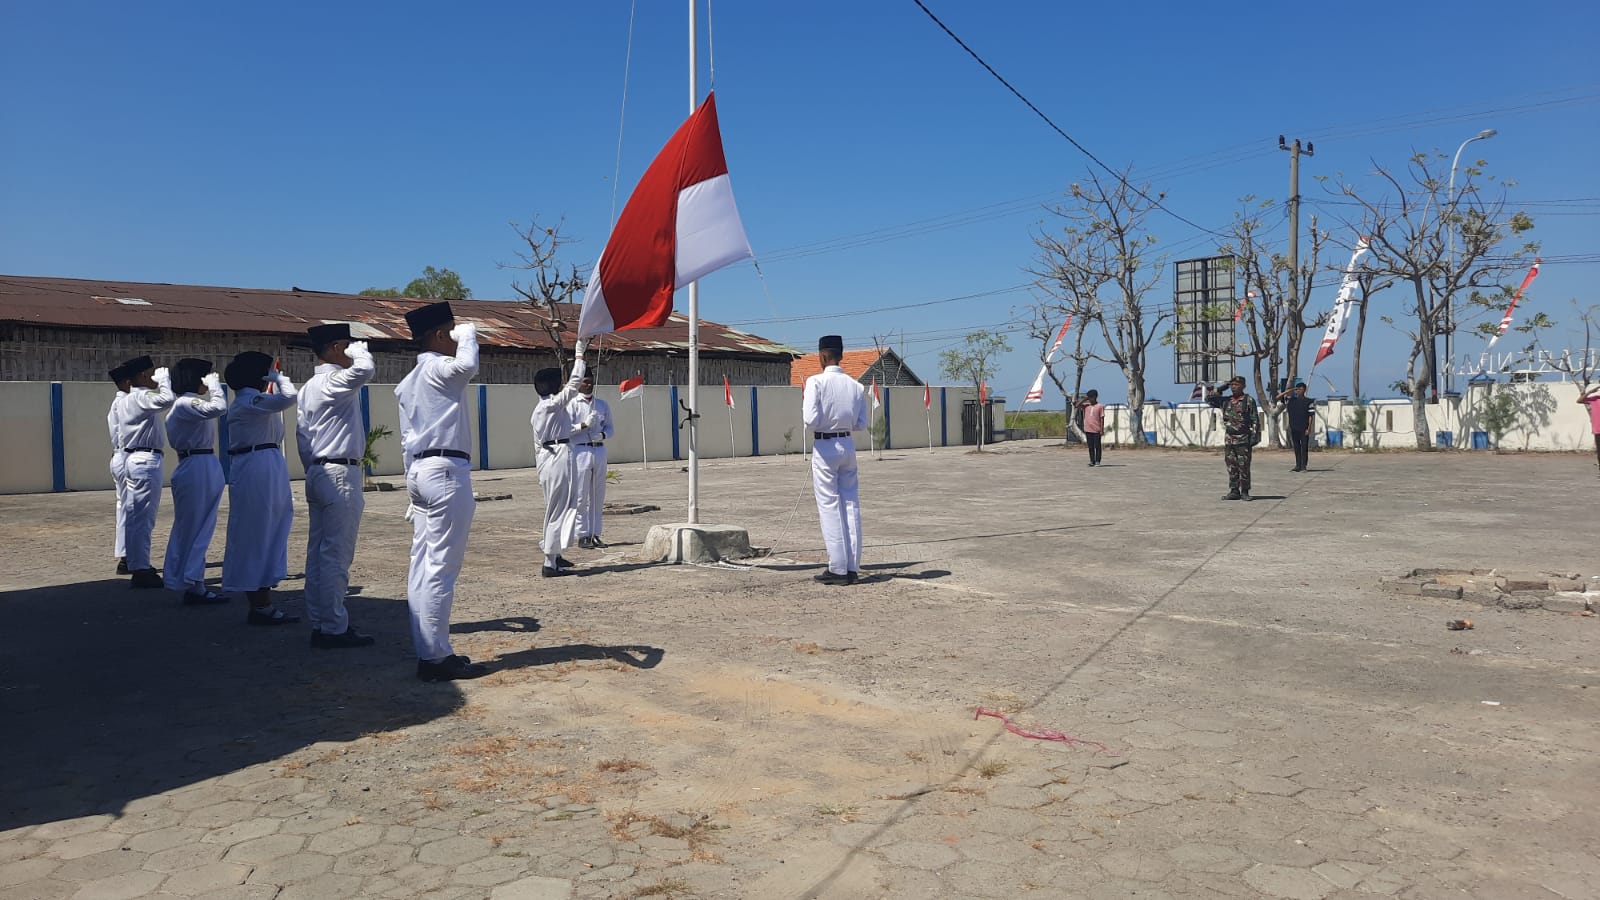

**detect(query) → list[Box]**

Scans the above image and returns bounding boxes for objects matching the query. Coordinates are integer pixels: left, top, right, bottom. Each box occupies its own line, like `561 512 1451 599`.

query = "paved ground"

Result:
2 441 1597 900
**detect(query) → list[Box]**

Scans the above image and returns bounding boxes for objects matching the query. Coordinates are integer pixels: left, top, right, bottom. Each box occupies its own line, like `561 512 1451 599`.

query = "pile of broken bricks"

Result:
1382 568 1600 614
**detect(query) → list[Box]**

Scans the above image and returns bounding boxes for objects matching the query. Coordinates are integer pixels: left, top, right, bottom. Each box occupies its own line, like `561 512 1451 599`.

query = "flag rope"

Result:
609 0 639 229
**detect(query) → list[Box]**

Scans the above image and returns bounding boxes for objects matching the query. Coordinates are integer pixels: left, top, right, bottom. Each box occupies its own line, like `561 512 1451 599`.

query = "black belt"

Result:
125 446 163 454
313 457 361 466
413 449 470 461
814 431 851 440
577 441 604 447
540 438 570 449
228 444 280 456
176 449 214 459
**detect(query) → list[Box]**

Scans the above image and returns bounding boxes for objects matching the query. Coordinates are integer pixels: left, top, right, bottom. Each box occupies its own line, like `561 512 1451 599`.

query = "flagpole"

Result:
639 371 648 470
726 375 737 457
685 0 701 524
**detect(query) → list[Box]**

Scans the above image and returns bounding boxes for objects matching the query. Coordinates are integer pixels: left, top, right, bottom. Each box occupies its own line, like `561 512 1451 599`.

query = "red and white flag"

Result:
723 374 735 410
1023 364 1049 405
1234 290 1255 323
619 374 644 400
1486 259 1541 350
923 383 932 411
578 92 753 338
871 379 881 410
1313 238 1372 366
1190 383 1205 401
1046 317 1071 359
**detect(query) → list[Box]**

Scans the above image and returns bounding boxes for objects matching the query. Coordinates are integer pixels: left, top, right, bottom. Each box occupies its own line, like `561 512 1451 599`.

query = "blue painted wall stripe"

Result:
749 386 759 456
940 387 948 447
670 385 681 460
359 385 372 476
49 382 66 492
883 385 891 450
477 384 489 470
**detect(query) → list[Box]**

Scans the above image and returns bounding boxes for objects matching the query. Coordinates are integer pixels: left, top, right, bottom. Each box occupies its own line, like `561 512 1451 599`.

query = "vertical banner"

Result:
1486 259 1542 350
1313 238 1373 366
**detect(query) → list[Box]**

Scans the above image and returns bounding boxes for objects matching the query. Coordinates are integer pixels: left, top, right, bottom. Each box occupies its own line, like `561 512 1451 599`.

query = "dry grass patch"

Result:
449 736 522 757
943 785 986 797
421 791 449 810
976 759 1012 779
814 804 859 822
623 878 692 899
793 642 822 655
597 758 650 773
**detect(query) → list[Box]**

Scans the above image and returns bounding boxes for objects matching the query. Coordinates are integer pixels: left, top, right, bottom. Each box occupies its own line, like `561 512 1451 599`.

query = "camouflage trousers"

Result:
1224 444 1253 494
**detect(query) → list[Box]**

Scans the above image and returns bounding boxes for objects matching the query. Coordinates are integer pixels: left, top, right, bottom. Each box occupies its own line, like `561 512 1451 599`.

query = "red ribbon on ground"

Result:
974 707 1113 754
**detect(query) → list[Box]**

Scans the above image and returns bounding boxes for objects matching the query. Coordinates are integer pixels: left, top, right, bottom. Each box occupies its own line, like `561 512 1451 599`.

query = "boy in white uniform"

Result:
531 358 589 576
163 358 228 603
114 355 175 589
567 369 613 549
221 351 300 624
802 335 869 585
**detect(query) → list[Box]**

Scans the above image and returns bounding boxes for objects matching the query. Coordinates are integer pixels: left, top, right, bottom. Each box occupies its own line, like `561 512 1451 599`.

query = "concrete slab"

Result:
641 522 754 563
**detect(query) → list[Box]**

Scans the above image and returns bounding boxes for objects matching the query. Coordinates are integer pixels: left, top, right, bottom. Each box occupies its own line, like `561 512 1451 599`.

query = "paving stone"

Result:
0 840 45 865
106 808 185 834
68 868 165 900
0 877 74 900
938 859 1020 898
496 877 579 896
52 848 147 882
307 823 385 856
278 812 351 836
1096 848 1173 881
1167 843 1250 875
166 787 237 813
245 851 334 886
183 802 260 830
1243 863 1335 899
452 853 532 887
30 816 115 841
146 839 229 873
125 826 205 854
158 861 251 895
878 841 959 870
577 864 635 882
828 823 886 848
181 886 279 900
276 873 365 900
202 818 282 845
223 834 306 865
331 841 415 876
985 785 1050 809
1312 860 1378 890
42 831 127 861
1231 774 1303 796
417 835 494 867
0 858 60 886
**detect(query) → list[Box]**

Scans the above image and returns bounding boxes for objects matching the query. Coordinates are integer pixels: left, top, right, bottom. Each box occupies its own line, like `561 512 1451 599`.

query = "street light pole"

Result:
1444 128 1497 395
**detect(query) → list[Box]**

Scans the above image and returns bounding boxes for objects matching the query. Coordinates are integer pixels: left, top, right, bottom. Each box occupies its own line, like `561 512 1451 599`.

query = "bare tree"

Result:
1033 168 1167 444
501 216 589 377
939 330 1011 451
1024 227 1109 443
1326 152 1537 449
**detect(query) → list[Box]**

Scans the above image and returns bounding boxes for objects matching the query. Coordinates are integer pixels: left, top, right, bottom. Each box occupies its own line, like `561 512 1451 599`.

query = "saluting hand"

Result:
346 340 371 359
153 367 171 387
202 372 222 394
449 322 476 343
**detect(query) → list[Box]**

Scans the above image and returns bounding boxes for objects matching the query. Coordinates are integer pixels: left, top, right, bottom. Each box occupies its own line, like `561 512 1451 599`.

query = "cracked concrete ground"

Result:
1 442 1596 899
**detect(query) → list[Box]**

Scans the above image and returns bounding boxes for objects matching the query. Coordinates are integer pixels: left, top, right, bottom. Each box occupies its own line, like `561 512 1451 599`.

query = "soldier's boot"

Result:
1240 492 1253 501
1221 491 1240 501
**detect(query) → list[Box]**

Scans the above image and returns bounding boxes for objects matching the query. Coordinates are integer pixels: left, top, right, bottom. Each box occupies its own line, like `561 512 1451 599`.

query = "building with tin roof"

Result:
788 347 923 388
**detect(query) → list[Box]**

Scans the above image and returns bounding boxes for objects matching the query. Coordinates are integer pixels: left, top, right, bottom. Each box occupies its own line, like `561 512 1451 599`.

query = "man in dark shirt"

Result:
1275 382 1316 472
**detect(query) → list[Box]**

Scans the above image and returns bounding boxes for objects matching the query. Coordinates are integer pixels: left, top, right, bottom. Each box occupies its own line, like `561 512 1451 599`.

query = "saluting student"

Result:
1207 375 1261 501
221 351 300 624
114 355 175 589
163 358 228 603
569 369 613 549
397 302 501 682
107 364 132 575
296 323 377 649
1274 381 1316 473
802 335 869 585
531 356 589 576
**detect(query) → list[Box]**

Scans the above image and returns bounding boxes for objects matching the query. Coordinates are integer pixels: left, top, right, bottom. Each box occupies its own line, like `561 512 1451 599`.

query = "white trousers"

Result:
406 457 474 662
573 444 607 539
121 450 164 571
164 455 224 591
221 449 292 593
305 462 365 635
537 445 579 561
110 452 127 560
811 436 862 576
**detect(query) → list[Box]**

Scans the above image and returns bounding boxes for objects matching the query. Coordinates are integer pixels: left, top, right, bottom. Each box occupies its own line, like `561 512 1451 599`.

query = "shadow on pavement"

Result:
0 579 464 832
492 643 664 670
453 615 542 634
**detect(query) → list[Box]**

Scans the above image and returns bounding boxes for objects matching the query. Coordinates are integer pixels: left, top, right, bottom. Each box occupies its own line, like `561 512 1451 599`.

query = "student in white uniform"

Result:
802 335 869 585
163 358 228 604
568 369 613 550
531 358 589 577
397 301 514 682
296 323 377 649
221 351 300 625
115 355 175 589
107 364 133 576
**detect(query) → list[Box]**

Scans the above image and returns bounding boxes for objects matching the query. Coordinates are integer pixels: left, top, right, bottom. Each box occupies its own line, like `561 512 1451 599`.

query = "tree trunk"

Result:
1125 382 1146 445
1411 348 1432 450
1351 293 1369 399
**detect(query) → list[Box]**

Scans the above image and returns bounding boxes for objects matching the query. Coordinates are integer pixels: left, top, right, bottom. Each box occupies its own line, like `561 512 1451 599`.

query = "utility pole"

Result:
1279 135 1314 389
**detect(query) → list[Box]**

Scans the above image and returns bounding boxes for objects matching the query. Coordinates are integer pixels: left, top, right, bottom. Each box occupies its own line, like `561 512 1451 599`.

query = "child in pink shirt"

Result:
1580 386 1600 472
1076 390 1107 467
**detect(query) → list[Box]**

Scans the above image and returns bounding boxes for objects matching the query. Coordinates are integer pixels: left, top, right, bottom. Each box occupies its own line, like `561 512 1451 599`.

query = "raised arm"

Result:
188 373 228 419
128 368 176 413
247 371 298 412
431 323 480 390
324 341 377 399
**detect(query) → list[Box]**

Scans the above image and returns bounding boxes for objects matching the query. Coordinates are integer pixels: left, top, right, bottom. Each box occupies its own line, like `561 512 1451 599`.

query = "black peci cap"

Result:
405 302 454 341
307 322 353 349
224 351 274 391
108 364 131 384
172 358 213 395
119 355 155 375
534 367 561 396
818 335 844 353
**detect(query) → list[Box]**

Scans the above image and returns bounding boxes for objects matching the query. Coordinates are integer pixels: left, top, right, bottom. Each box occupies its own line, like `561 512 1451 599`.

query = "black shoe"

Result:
541 565 570 577
814 571 852 586
589 536 608 549
311 626 375 649
247 607 300 626
1240 492 1254 501
1221 492 1240 501
182 589 228 605
556 556 575 569
849 571 861 584
116 558 129 576
130 568 163 589
577 537 594 549
417 655 489 682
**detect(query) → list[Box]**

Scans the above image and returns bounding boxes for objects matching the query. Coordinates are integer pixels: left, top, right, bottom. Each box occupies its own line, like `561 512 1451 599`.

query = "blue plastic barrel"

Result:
1144 431 1157 444
1436 431 1454 448
1326 430 1344 448
1471 431 1489 450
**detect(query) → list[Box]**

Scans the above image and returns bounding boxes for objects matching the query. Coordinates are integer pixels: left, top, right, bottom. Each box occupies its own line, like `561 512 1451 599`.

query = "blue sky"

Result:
3 1 1597 403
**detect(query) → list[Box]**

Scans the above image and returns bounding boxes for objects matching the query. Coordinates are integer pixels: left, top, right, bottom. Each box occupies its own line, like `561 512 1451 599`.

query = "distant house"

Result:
789 347 923 388
0 275 798 385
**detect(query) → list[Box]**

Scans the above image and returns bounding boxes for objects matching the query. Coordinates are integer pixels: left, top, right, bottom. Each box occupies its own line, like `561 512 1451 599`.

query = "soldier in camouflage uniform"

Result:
1207 375 1260 501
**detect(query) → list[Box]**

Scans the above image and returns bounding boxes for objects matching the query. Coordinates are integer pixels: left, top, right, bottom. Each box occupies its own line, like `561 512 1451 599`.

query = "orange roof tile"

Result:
789 349 885 386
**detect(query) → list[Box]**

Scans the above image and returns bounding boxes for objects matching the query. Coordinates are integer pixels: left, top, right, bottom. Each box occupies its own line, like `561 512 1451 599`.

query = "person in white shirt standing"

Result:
163 358 228 604
802 335 869 586
531 357 589 577
296 323 378 649
568 369 613 550
107 363 134 576
222 351 300 625
115 355 175 589
397 302 510 682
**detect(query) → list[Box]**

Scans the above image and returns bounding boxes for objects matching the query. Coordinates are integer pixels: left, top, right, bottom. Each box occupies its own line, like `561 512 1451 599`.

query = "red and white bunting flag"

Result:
923 383 932 411
619 374 644 400
1313 238 1372 366
1190 383 1205 401
871 379 881 410
1234 290 1255 323
1486 259 1542 350
723 374 735 409
1046 317 1072 361
1023 364 1048 405
578 92 753 338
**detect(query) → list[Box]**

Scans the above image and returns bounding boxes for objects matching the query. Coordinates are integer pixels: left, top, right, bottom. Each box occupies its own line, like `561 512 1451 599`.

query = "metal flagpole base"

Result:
643 523 754 565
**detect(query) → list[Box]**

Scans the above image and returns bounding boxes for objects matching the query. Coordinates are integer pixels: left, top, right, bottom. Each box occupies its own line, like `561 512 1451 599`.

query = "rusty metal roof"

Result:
0 275 799 359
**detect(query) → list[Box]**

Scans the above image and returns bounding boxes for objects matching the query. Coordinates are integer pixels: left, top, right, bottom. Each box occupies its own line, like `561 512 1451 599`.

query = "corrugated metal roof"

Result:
0 275 799 359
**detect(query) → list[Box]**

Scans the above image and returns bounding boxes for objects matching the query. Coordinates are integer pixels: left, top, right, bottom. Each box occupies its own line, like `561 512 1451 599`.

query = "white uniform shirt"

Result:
396 329 479 465
118 382 176 450
108 391 127 451
296 354 377 467
803 365 870 433
531 360 588 446
568 392 613 445
227 377 298 449
166 383 228 450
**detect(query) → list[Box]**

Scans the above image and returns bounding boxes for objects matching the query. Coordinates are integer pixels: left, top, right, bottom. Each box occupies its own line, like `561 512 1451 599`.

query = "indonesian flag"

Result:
980 381 988 403
723 374 735 409
1047 317 1071 358
871 379 881 410
578 92 753 338
1234 290 1255 323
1190 383 1205 401
923 383 932 411
1313 238 1372 366
1023 363 1049 405
1486 259 1541 350
619 374 644 400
